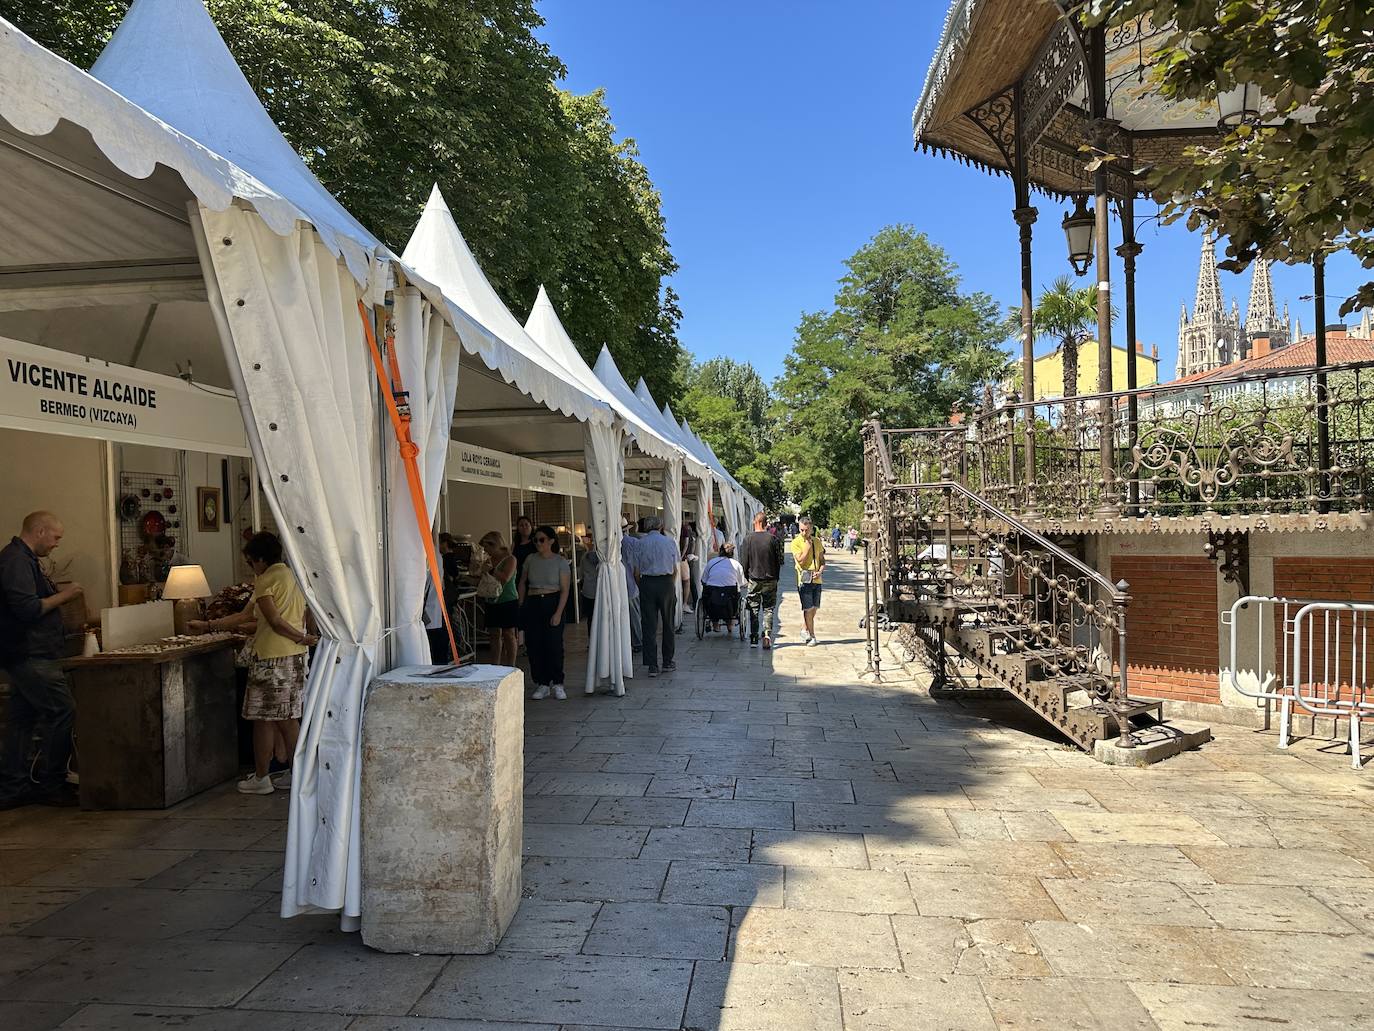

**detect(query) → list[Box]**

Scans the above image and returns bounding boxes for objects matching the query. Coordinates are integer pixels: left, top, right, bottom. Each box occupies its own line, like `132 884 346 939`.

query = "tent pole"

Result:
375 301 393 672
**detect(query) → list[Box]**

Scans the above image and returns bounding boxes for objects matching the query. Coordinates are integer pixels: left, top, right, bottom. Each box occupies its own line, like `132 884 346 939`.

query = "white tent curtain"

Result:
387 285 463 665
691 473 713 600
193 205 383 924
662 457 684 630
583 421 631 695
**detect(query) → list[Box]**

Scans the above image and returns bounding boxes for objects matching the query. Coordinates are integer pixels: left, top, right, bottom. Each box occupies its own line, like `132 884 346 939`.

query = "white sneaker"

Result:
552 685 567 700
801 632 813 644
806 637 819 647
531 684 551 700
271 769 292 789
237 774 274 795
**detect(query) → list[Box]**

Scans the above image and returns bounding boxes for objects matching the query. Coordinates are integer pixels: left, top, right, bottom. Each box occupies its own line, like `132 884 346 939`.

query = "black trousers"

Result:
522 594 565 686
426 627 453 664
639 574 677 669
0 658 75 801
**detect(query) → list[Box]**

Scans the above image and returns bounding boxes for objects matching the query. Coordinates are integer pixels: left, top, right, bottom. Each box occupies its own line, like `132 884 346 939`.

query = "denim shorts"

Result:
798 582 823 610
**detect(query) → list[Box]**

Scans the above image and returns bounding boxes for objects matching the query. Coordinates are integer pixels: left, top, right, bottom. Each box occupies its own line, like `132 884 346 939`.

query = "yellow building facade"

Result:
1031 340 1159 401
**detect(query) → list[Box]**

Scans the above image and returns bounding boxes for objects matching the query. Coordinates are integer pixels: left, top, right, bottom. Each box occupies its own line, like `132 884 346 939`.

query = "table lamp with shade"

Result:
162 564 211 635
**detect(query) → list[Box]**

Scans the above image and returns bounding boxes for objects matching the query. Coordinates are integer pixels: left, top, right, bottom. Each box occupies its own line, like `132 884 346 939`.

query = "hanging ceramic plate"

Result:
141 511 167 538
118 495 141 521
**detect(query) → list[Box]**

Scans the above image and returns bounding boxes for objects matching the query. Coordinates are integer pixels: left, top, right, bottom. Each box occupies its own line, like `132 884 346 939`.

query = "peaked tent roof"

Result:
592 347 703 479
85 0 384 285
402 187 610 426
634 379 716 481
524 285 679 463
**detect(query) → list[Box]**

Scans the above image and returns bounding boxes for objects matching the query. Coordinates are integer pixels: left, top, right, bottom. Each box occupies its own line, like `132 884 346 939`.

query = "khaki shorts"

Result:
243 653 307 721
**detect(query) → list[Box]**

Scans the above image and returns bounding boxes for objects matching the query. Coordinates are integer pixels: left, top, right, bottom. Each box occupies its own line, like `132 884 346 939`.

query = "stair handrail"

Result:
866 417 1138 748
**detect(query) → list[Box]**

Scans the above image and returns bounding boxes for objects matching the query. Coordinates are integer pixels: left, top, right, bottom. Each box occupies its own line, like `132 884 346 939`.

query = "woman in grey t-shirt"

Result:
519 525 571 700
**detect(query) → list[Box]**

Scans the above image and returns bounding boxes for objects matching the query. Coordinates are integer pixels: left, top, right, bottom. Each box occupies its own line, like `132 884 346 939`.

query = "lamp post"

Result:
1062 196 1095 276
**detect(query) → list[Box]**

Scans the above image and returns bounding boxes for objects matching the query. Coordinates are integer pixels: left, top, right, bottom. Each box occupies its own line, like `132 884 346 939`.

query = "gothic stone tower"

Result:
1244 257 1291 352
1178 233 1242 377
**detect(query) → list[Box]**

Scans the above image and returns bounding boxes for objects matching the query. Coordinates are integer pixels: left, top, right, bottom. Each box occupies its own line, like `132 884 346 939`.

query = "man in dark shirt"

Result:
739 511 784 649
0 511 82 808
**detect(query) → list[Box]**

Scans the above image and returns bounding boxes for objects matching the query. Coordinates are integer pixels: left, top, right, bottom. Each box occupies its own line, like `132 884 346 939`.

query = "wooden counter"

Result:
64 637 239 809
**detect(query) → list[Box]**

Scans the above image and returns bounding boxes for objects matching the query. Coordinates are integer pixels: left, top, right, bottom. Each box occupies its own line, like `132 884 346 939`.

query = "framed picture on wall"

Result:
197 486 221 532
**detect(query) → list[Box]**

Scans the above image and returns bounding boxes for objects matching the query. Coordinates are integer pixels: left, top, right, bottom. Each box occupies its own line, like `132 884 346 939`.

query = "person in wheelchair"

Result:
700 542 747 635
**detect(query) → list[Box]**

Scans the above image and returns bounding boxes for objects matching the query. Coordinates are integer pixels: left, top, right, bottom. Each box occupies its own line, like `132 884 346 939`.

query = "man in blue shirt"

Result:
0 511 82 808
632 516 681 677
620 517 641 652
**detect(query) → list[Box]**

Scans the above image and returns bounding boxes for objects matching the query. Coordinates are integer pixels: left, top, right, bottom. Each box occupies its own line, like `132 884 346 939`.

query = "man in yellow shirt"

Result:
789 515 826 647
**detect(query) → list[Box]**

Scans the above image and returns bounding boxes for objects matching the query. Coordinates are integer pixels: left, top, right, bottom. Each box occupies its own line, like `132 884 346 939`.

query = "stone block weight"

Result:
361 664 523 954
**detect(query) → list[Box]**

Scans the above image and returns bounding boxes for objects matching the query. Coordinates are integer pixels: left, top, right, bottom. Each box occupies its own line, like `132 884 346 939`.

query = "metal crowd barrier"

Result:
1223 596 1374 769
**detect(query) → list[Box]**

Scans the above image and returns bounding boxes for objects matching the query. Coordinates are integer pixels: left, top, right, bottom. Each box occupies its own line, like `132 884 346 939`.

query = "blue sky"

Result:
538 1 1361 384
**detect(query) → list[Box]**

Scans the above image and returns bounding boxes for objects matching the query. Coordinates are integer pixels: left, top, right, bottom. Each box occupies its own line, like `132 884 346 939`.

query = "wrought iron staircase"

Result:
863 419 1198 755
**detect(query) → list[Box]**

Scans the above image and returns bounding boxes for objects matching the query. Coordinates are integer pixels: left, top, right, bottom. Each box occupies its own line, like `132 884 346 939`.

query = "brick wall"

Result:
1114 555 1219 704
1273 558 1374 701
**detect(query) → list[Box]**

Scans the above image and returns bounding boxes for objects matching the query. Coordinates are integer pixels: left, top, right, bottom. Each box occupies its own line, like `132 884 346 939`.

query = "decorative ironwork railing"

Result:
879 361 1374 522
863 419 1138 745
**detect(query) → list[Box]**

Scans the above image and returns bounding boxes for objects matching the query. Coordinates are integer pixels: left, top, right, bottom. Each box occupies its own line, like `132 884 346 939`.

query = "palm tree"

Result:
1033 276 1100 404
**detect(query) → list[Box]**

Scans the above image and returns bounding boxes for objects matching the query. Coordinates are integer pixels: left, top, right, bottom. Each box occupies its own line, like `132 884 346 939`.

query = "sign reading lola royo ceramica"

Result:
0 336 249 456
446 440 587 497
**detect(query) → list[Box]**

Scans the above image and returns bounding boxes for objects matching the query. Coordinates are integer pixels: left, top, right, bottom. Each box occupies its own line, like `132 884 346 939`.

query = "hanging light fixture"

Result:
1216 79 1262 128
1062 196 1095 276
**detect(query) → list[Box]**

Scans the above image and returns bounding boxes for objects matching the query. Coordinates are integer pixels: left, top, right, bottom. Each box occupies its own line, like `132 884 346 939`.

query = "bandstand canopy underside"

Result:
912 0 1222 199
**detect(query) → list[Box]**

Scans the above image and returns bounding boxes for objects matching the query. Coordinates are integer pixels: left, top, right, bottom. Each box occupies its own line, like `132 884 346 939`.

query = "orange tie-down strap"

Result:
358 299 460 663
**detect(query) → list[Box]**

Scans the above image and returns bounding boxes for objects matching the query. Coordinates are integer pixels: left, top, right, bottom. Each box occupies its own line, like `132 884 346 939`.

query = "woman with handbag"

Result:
475 531 518 666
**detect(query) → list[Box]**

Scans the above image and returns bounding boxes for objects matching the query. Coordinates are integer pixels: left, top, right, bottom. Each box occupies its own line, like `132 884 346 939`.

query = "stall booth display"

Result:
0 0 491 926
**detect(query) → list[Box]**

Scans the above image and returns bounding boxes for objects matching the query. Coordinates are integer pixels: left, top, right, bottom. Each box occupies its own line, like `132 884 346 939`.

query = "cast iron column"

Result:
1116 191 1143 515
1315 252 1330 512
1088 25 1118 515
1012 84 1038 507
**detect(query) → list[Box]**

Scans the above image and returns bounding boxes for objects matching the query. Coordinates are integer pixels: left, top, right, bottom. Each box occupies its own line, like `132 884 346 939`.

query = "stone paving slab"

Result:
4 553 1374 1028
414 954 693 1028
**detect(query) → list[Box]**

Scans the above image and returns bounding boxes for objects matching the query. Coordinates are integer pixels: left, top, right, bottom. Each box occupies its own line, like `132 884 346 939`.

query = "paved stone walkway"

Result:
3 553 1374 1030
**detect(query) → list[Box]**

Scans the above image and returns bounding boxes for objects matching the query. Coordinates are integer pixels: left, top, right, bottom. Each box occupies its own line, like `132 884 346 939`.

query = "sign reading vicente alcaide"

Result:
0 336 249 455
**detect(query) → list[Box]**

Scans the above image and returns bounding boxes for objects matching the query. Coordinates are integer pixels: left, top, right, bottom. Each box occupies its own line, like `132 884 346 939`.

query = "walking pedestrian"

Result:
740 510 784 650
519 525 570 700
0 511 82 809
846 526 860 554
790 515 826 646
633 516 679 677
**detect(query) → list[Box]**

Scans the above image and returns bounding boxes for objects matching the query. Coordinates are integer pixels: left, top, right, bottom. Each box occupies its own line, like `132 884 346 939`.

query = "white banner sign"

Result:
0 336 248 455
446 440 517 487
447 440 585 497
624 484 662 509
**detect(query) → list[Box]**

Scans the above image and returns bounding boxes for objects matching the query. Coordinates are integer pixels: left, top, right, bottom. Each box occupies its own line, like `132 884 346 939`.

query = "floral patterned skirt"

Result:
243 653 307 721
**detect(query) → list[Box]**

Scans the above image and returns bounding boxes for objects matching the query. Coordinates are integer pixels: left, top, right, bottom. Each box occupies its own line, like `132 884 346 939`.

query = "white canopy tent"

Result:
0 0 478 925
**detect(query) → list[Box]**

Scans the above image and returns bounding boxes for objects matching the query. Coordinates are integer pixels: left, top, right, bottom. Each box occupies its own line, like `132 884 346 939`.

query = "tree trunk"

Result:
1062 336 1079 437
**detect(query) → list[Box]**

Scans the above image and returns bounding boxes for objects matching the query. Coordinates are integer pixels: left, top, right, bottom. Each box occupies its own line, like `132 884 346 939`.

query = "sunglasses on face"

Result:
535 536 551 544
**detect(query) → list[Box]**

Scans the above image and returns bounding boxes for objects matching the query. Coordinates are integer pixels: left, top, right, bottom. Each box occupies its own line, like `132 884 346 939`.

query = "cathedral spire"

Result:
1246 258 1277 333
1195 232 1225 317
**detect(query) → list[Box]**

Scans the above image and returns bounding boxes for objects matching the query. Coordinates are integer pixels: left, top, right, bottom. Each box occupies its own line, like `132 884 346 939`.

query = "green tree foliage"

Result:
678 358 785 511
1082 0 1374 315
772 225 1013 523
13 0 683 395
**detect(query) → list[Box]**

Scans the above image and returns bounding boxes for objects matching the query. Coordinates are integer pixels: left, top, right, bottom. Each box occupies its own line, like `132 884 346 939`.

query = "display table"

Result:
64 637 239 809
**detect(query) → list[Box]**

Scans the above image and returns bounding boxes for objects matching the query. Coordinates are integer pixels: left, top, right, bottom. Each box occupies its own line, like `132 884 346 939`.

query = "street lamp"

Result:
1217 79 1262 128
1062 196 1095 276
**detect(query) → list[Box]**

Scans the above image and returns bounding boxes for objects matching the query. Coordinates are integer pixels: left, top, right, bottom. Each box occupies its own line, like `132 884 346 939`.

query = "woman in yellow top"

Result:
191 531 317 795
789 515 826 647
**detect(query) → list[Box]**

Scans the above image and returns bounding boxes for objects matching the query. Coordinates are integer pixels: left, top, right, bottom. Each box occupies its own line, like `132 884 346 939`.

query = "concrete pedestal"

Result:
360 664 523 954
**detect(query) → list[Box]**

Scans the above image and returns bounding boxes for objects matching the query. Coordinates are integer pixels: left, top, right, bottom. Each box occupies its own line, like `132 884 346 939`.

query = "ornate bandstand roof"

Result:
912 0 1222 198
